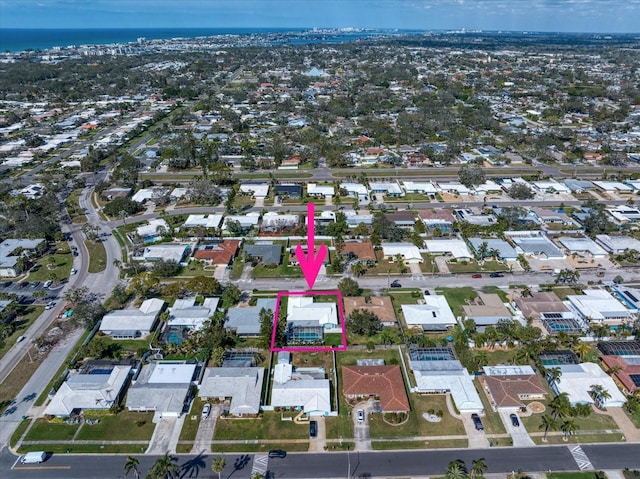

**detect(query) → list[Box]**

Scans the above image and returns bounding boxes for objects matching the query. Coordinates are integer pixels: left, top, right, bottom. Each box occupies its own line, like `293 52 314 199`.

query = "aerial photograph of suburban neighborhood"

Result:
3 0 640 478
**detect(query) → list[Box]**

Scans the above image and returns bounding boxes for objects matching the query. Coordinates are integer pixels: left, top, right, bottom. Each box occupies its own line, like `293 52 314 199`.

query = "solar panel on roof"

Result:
630 374 640 388
542 313 563 319
625 291 639 302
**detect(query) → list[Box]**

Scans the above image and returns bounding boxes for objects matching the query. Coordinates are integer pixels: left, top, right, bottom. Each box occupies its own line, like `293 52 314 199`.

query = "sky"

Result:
1 0 640 33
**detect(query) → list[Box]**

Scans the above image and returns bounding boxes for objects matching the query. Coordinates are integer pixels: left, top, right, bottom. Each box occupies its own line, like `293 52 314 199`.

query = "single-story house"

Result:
99 298 165 339
340 241 376 264
510 234 565 259
168 297 219 331
403 181 437 195
199 367 265 416
261 212 299 232
402 294 456 331
131 187 169 203
369 181 403 197
136 219 169 241
607 206 640 223
342 365 410 412
225 298 277 337
601 355 640 395
467 238 519 261
340 182 369 199
557 236 607 258
384 211 416 227
462 293 513 330
223 213 261 231
550 362 626 408
193 240 240 265
512 291 582 334
142 244 190 263
592 181 634 193
0 238 46 277
307 183 334 198
244 242 283 265
481 365 547 411
454 209 498 226
409 347 483 412
45 364 132 417
343 296 396 327
595 234 640 254
126 361 197 417
531 180 571 194
270 361 332 416
528 208 574 226
345 212 373 227
437 182 470 195
418 209 455 235
183 214 224 230
566 289 632 326
381 243 423 264
239 183 269 198
286 296 338 343
274 184 302 198
424 239 473 260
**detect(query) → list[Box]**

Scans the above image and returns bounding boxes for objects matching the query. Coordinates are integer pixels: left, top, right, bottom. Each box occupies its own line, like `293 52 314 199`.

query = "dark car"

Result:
390 280 402 288
424 290 430 295
471 413 484 431
489 272 504 278
309 420 318 438
268 450 287 459
510 413 520 427
471 274 482 279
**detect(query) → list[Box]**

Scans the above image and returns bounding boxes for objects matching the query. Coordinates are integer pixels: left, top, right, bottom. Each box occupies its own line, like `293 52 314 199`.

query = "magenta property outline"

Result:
270 290 348 352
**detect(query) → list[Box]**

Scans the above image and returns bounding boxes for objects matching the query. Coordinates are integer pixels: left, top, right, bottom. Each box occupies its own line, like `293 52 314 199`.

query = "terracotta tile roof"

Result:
483 375 547 408
343 296 396 324
341 241 376 261
193 240 240 265
342 365 410 412
601 355 640 393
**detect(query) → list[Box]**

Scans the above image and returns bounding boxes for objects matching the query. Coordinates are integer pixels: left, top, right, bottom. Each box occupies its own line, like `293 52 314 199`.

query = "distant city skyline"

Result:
1 0 639 33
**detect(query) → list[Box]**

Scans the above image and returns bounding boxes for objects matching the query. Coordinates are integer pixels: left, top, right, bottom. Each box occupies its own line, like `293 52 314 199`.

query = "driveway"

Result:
146 415 178 454
353 402 373 451
308 416 326 452
460 413 489 449
498 410 535 447
191 404 222 453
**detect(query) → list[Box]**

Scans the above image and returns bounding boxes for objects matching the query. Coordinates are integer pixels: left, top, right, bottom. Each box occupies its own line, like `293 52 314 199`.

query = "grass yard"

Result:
252 250 303 278
435 287 478 317
476 385 507 434
531 432 622 445
0 351 44 414
420 254 439 274
550 286 582 300
23 418 80 441
65 189 87 224
85 240 107 273
18 444 147 454
369 394 465 439
336 349 402 367
372 438 468 450
10 418 31 447
179 260 216 278
483 286 509 302
28 248 73 282
547 473 607 479
363 250 409 276
481 348 519 366
521 402 619 432
446 260 509 273
326 363 353 440
0 305 44 359
211 442 310 453
178 398 206 442
214 412 309 440
229 258 244 280
76 411 155 441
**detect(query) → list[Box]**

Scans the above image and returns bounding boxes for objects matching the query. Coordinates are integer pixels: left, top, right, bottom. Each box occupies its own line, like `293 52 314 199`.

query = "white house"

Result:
595 234 640 254
142 244 190 263
424 239 473 260
199 367 265 416
99 298 165 339
168 297 219 331
287 296 338 327
0 238 46 277
401 294 456 331
402 181 437 195
307 183 334 198
551 362 626 408
183 214 223 229
45 365 132 417
557 237 607 258
565 289 632 326
239 183 269 198
136 219 169 241
270 362 332 416
340 182 369 199
381 243 423 263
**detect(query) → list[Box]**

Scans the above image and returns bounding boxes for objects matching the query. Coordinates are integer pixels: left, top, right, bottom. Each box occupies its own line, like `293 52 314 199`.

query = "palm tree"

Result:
547 367 562 387
626 395 640 414
550 393 571 420
124 456 140 479
539 414 558 442
212 456 226 479
590 385 612 409
351 262 366 277
470 458 487 479
560 419 578 441
573 341 591 361
149 452 178 479
446 460 468 479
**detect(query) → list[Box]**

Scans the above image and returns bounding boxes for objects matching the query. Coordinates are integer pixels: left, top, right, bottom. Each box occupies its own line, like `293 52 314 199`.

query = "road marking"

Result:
570 445 593 470
251 454 269 476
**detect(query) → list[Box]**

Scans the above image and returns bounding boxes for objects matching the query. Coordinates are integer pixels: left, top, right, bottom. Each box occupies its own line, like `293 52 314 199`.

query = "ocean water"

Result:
0 28 306 53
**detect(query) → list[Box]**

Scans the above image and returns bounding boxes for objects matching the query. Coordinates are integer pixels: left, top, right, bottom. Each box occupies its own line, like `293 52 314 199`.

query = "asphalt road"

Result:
2 444 640 479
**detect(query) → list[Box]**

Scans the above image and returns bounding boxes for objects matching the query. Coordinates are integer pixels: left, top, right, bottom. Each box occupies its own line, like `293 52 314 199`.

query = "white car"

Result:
202 403 211 419
45 301 55 310
357 409 365 423
70 268 77 275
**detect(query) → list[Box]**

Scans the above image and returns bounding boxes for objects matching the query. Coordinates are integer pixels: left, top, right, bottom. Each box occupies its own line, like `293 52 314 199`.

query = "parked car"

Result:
489 272 504 278
471 413 484 431
424 290 430 295
202 403 211 419
357 409 365 423
471 274 482 279
70 268 77 275
390 280 402 288
43 280 52 288
309 420 318 437
510 413 520 427
45 301 55 310
268 449 287 459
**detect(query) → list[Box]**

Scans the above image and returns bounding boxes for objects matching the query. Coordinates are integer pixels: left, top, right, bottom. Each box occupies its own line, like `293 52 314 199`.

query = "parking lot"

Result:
0 280 61 302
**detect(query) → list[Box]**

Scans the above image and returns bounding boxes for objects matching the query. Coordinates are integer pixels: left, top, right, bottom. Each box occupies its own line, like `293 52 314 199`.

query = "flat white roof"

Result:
596 234 640 252
403 181 437 194
341 182 369 195
239 183 269 197
307 183 334 196
142 244 189 263
557 237 607 256
555 362 626 408
287 297 337 326
200 367 265 415
381 243 423 262
183 214 223 229
592 181 633 192
566 289 631 322
402 296 456 327
271 378 332 415
413 369 483 412
425 239 473 259
437 182 470 195
136 218 168 238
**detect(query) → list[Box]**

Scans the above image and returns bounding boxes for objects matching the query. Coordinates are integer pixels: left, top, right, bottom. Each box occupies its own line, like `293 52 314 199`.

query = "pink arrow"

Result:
296 202 327 290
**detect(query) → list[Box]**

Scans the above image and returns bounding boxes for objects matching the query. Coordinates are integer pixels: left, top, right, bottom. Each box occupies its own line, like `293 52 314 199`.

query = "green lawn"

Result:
551 286 583 300
179 260 217 278
372 438 468 450
336 349 402 367
179 397 206 442
447 260 509 273
85 240 107 273
476 385 507 434
368 393 465 439
76 411 155 441
326 362 354 440
214 412 309 440
420 254 439 274
435 287 478 317
65 189 87 224
547 473 603 479
23 418 80 441
521 401 619 432
18 444 147 454
482 349 519 366
531 432 622 445
0 306 44 359
483 286 509 302
211 442 310 453
28 248 73 282
10 418 31 447
252 250 303 278
363 250 409 276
